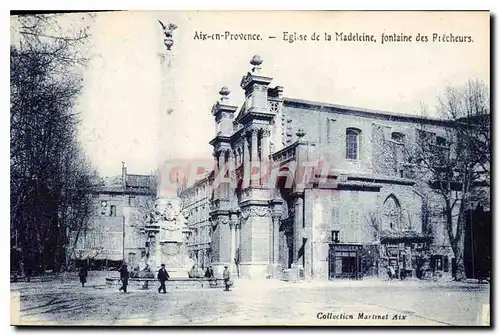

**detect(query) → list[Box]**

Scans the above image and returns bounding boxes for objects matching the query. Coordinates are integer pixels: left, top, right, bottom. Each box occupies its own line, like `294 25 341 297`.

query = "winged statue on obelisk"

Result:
158 19 178 50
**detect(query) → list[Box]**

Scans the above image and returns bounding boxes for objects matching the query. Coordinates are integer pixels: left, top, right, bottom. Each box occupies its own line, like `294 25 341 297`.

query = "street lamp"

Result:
122 214 126 263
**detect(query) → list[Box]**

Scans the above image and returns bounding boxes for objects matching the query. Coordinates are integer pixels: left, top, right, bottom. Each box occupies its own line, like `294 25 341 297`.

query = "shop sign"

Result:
332 244 362 252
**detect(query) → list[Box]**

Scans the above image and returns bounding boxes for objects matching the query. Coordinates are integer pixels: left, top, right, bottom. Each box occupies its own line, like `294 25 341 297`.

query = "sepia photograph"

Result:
9 10 491 326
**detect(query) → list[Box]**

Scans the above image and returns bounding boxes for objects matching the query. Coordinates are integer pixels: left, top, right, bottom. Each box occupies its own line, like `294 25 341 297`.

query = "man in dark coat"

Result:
157 264 169 294
119 264 130 293
205 266 214 278
204 267 211 278
78 265 88 287
223 265 231 291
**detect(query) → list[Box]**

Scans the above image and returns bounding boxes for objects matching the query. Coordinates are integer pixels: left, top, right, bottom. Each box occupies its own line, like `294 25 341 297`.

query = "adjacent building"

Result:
68 164 156 270
179 176 212 270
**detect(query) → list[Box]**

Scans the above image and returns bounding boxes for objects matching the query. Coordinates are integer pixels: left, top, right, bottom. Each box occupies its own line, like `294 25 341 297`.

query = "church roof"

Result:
283 97 452 126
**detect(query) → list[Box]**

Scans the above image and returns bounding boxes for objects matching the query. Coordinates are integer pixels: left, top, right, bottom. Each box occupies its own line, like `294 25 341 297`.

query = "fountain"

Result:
144 197 193 279
105 19 229 290
106 198 227 289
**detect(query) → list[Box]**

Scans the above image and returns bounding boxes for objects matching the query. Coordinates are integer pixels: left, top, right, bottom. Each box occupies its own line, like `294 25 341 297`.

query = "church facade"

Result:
182 55 457 281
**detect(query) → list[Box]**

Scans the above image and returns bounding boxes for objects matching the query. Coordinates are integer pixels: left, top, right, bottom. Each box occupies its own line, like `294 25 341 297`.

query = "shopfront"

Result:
380 237 431 280
328 244 362 280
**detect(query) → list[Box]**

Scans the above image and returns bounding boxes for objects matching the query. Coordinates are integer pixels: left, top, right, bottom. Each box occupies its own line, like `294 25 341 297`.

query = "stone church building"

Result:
182 55 456 281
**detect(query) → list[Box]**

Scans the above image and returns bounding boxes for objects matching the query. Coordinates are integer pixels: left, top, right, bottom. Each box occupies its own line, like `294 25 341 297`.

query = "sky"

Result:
74 11 490 177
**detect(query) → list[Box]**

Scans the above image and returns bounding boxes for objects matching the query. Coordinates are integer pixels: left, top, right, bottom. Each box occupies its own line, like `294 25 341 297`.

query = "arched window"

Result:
346 128 361 160
391 132 405 143
383 195 401 231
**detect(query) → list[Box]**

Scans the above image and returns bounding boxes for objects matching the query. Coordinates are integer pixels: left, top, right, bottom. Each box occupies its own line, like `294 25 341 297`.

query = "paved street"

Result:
11 273 490 326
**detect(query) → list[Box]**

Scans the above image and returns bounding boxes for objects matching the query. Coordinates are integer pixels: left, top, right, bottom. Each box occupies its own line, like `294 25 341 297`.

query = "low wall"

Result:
106 277 232 290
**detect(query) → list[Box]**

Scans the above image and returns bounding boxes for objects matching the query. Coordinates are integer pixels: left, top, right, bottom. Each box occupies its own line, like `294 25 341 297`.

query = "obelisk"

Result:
151 19 191 278
157 19 179 197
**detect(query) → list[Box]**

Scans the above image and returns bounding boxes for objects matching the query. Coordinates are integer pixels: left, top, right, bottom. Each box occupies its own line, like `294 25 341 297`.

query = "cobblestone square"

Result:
11 273 490 326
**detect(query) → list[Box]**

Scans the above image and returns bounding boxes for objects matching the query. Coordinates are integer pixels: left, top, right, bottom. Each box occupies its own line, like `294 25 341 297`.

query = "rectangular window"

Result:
110 205 116 217
331 230 340 243
327 118 335 144
128 196 135 206
346 128 360 160
101 200 108 215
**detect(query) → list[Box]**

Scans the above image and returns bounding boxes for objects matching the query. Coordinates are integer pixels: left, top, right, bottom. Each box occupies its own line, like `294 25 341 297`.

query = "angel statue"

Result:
158 19 178 50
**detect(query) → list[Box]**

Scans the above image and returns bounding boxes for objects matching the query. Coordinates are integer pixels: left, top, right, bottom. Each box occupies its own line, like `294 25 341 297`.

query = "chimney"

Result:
121 162 127 189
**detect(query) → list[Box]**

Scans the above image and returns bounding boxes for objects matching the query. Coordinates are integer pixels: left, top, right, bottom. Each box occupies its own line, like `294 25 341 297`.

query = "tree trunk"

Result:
451 233 466 281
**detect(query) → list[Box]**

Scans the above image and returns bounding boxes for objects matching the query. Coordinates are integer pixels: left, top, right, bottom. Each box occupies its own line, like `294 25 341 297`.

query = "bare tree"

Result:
365 211 381 243
10 14 95 274
413 80 490 281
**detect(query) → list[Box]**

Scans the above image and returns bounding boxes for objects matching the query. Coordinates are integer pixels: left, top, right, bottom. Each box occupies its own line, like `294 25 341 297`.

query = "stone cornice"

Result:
283 97 453 127
236 109 274 124
240 72 273 90
209 135 232 146
211 101 239 117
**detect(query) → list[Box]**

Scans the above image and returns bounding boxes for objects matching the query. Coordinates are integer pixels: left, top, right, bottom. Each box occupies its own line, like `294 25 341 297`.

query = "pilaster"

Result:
293 193 304 267
238 205 273 279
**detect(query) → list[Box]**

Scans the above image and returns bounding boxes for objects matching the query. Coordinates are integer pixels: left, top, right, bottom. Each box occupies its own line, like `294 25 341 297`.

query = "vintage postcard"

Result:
10 10 491 326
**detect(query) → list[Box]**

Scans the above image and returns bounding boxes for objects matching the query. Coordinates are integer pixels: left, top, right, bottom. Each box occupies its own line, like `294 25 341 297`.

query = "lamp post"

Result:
122 215 125 263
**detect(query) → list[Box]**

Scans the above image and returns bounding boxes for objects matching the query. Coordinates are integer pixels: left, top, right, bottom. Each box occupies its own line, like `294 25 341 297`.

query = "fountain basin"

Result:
105 277 232 290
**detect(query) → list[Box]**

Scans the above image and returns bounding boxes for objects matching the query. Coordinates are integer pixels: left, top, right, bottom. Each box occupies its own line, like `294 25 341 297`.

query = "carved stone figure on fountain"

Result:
146 196 192 278
158 200 187 242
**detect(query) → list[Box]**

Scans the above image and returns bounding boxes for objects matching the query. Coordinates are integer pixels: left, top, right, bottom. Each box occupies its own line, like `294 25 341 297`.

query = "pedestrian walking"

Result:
223 265 231 291
78 265 88 287
157 264 170 294
118 264 130 293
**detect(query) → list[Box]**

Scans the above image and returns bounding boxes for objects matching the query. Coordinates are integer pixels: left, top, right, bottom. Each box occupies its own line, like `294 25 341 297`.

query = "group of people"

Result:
198 265 232 291
77 263 233 293
189 265 232 290
116 263 170 294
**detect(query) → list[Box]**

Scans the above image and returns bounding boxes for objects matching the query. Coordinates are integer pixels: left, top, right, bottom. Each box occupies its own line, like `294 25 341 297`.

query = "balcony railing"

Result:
271 143 298 164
